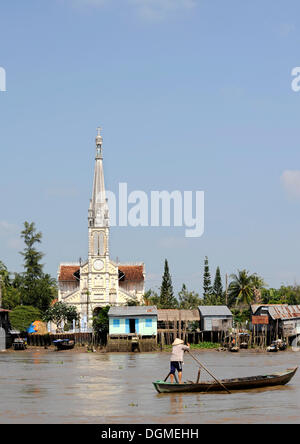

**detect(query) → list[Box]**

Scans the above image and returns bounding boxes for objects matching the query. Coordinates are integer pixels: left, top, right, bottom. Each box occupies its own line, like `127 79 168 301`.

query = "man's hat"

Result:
172 338 184 346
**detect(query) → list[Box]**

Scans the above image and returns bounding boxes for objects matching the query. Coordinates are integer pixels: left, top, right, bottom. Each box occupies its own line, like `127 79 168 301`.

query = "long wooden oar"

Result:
188 350 231 394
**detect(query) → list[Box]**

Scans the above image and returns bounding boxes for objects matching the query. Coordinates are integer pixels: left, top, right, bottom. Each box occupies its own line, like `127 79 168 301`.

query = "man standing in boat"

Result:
170 338 190 384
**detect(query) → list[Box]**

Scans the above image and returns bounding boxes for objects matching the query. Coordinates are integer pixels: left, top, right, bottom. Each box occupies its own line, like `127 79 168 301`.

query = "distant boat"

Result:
12 338 27 350
274 339 287 351
153 367 298 393
53 339 75 351
267 342 278 353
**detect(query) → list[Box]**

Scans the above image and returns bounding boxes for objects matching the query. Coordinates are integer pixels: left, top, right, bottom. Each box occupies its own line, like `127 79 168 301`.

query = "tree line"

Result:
141 257 300 314
2 222 300 331
0 221 78 332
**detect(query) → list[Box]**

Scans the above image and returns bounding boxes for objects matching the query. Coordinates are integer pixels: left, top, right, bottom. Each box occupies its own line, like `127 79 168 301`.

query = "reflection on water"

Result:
1 350 300 423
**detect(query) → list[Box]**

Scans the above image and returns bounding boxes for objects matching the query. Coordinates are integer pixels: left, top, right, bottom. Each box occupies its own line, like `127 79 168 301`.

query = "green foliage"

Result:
212 266 224 304
178 284 201 309
2 286 22 310
43 301 79 327
0 261 10 288
20 222 44 280
228 270 255 308
261 285 300 305
18 222 57 311
189 342 221 349
231 307 251 324
203 256 212 302
160 259 178 308
9 305 42 332
143 289 160 307
1 222 57 312
0 262 22 310
92 306 110 334
125 295 141 306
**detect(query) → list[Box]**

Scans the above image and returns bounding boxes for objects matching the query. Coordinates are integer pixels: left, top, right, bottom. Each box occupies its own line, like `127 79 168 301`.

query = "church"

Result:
57 129 145 329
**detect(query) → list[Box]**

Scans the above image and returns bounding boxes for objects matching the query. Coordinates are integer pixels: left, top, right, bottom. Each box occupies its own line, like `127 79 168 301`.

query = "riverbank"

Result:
2 345 107 354
2 344 293 355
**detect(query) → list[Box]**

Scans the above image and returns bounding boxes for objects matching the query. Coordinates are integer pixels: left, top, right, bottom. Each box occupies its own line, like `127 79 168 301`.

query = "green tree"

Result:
213 266 223 304
92 306 110 335
9 305 41 332
125 295 141 306
261 285 300 305
43 301 79 329
159 259 178 308
19 222 57 311
0 261 10 288
228 270 254 308
178 284 201 309
203 256 212 303
2 285 22 310
251 274 266 304
0 262 22 310
143 289 160 307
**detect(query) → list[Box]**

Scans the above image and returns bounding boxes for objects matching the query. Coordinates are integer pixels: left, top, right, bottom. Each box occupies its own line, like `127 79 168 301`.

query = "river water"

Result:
0 349 300 424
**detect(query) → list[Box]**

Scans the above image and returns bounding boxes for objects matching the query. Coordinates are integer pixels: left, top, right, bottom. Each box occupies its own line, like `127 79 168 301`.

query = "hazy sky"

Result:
1 0 300 294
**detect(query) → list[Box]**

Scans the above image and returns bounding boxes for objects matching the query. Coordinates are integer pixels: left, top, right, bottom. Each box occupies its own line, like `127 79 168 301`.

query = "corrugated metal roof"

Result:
157 309 200 321
251 304 288 315
198 306 233 317
108 306 157 317
268 305 300 320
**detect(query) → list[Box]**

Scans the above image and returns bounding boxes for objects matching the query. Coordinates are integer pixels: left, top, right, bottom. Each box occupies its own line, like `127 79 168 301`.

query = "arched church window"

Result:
93 232 105 256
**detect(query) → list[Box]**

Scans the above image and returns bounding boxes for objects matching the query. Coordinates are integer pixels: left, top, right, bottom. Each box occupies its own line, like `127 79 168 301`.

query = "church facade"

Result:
57 129 145 329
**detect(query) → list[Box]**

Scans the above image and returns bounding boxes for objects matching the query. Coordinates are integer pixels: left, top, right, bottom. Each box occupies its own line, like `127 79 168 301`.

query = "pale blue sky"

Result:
1 0 300 294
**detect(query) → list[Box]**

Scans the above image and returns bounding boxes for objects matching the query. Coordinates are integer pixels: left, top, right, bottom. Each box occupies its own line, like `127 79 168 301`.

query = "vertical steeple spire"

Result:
88 127 109 228
95 126 103 158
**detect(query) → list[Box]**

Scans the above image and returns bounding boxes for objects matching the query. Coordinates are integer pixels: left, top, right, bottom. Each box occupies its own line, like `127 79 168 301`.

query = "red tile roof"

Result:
58 265 80 282
119 265 144 282
58 264 144 282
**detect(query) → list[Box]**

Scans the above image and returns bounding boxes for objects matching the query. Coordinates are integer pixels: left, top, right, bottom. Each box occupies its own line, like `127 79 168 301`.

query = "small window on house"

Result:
145 318 152 327
113 319 120 327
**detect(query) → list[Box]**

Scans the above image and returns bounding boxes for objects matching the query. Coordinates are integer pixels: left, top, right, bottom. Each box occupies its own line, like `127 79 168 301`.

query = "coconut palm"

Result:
228 270 255 308
251 274 266 304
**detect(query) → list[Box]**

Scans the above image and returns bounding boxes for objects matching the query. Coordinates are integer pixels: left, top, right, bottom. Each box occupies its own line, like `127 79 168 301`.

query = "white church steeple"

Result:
88 127 109 229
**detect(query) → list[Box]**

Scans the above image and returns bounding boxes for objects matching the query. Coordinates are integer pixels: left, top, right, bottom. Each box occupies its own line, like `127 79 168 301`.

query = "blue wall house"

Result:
108 306 158 337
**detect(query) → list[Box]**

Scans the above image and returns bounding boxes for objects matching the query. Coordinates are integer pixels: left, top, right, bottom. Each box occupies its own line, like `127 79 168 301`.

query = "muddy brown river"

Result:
1 349 300 424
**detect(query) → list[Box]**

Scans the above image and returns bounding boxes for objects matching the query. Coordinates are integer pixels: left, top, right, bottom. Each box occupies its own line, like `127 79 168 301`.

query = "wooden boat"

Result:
53 339 75 350
12 338 27 350
153 367 298 393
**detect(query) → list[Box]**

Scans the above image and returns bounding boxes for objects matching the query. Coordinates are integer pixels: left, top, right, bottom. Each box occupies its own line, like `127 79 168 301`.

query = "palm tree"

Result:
228 270 254 308
251 274 266 304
